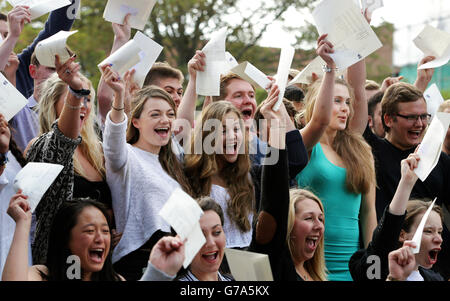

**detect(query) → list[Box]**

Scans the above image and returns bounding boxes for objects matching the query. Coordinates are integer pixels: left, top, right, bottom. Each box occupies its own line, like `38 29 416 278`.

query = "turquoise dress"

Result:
296 143 361 281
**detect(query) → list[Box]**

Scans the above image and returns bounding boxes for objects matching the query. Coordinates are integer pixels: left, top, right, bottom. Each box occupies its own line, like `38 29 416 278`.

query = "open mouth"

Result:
408 130 421 139
155 127 170 138
428 248 440 265
202 251 219 263
224 141 238 155
88 248 105 263
305 236 319 251
241 109 253 119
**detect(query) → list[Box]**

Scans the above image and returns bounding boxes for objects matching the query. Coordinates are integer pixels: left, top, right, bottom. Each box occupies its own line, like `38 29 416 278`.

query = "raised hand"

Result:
7 6 31 40
380 76 404 92
400 152 420 187
112 13 131 43
414 56 435 92
102 65 125 94
0 114 10 154
187 50 206 80
149 236 185 277
316 34 336 69
7 191 32 224
55 54 83 90
387 241 417 281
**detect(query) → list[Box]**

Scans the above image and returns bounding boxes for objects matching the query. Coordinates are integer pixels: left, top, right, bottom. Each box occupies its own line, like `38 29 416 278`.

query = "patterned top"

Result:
26 120 81 264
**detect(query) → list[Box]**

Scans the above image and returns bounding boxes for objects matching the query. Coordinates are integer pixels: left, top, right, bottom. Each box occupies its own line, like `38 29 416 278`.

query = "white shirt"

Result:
103 113 181 263
210 184 253 248
406 270 424 281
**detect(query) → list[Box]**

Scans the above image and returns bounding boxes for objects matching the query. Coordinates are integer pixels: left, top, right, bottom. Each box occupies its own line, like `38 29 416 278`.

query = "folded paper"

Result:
411 198 437 254
159 188 206 268
103 0 157 31
196 28 228 96
230 62 271 90
273 46 295 111
8 0 71 20
130 31 163 88
0 73 28 121
312 0 382 70
13 162 64 212
35 30 77 68
414 25 450 70
360 0 384 14
224 248 274 281
415 112 450 182
423 84 445 119
98 39 142 77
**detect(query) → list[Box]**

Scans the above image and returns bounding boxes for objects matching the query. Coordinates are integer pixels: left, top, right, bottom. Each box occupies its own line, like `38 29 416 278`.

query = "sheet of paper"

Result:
159 188 206 268
413 25 450 58
230 62 271 90
196 28 228 96
423 84 445 119
329 48 363 71
8 0 71 20
273 46 295 111
12 162 64 212
411 198 437 254
312 0 382 70
34 30 77 68
129 31 163 88
415 112 450 182
417 47 450 70
98 39 142 77
360 0 384 14
103 0 157 31
0 73 28 121
224 248 273 281
225 51 238 70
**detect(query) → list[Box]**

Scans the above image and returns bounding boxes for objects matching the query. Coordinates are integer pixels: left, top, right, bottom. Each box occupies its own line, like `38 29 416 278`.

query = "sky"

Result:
259 0 450 67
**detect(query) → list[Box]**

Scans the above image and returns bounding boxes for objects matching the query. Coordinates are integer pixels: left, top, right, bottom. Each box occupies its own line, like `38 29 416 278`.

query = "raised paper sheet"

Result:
414 25 450 70
0 73 28 121
8 0 71 20
289 56 345 85
423 84 445 119
312 0 382 70
224 52 239 71
273 46 295 111
360 0 384 14
98 39 142 77
35 30 77 68
415 112 450 182
224 248 274 281
103 0 157 31
159 188 206 268
230 62 271 90
196 28 228 96
13 162 64 212
130 31 163 88
411 198 437 254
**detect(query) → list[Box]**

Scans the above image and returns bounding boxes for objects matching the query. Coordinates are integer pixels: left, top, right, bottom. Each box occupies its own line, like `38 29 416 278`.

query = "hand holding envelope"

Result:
414 25 450 70
103 0 157 30
34 30 77 68
0 73 28 121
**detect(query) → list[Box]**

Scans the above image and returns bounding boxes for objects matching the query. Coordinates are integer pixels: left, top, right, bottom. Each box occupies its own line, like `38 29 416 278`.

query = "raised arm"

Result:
413 56 435 93
346 58 368 134
97 15 131 125
300 34 336 151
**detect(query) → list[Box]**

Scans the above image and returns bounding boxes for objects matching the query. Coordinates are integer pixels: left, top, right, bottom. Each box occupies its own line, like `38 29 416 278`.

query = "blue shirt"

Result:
10 95 39 152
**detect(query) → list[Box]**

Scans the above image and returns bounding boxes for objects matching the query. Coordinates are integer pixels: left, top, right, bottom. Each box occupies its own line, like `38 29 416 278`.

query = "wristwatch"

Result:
0 152 8 167
322 64 339 73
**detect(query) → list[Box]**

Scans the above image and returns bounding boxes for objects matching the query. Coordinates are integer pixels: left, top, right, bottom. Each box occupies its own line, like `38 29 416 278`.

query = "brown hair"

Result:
402 200 443 234
127 85 192 195
211 73 256 103
143 62 184 87
365 80 380 91
184 101 254 232
381 82 425 133
304 78 376 194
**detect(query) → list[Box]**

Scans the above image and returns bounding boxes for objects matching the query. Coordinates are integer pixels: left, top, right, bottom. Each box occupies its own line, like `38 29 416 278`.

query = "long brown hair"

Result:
127 85 192 195
184 101 254 232
304 78 376 194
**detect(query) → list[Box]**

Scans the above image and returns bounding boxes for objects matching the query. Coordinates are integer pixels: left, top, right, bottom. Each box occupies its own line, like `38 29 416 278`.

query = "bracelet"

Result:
386 275 401 281
112 104 125 111
65 99 82 110
322 64 339 73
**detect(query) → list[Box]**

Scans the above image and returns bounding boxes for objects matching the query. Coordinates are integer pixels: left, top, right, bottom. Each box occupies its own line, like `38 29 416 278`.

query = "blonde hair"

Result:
438 100 450 112
287 189 327 281
127 85 192 195
304 78 376 194
184 101 254 232
38 73 105 179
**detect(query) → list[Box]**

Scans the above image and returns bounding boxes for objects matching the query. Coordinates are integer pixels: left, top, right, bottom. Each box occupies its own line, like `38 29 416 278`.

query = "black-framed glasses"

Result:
395 113 431 123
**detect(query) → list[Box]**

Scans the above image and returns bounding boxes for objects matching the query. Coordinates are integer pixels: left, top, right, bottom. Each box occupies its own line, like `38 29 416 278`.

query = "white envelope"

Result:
224 51 239 72
196 28 228 96
129 31 163 88
13 162 64 212
312 0 382 70
273 46 295 111
103 0 157 31
230 61 271 90
8 0 71 20
159 188 206 268
34 30 77 68
414 25 450 70
98 39 142 77
423 84 445 119
224 248 274 281
360 0 384 14
411 198 437 254
0 73 28 121
415 112 450 182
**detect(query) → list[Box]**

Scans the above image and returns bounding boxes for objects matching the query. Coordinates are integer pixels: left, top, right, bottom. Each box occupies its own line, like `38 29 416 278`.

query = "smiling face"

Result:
132 97 176 154
220 111 244 164
190 210 226 280
156 77 183 108
224 78 257 126
68 206 111 279
329 84 351 131
400 211 443 269
290 198 325 263
384 98 428 150
55 80 92 129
